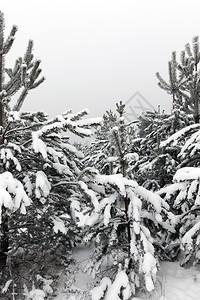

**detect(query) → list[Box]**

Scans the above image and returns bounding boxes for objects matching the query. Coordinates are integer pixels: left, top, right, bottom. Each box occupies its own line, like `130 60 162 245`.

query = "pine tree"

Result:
0 12 102 296
156 36 200 123
0 109 102 295
77 103 175 297
82 109 118 174
160 122 200 168
76 168 175 297
0 11 44 273
156 52 188 110
157 120 200 263
134 108 192 188
83 102 138 178
158 167 200 265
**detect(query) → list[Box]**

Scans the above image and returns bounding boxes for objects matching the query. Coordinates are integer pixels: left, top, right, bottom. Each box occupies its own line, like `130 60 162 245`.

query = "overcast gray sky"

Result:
1 0 200 119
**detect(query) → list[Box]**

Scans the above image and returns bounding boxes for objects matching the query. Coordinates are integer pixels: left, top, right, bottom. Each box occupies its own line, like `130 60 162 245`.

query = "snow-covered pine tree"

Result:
160 122 200 168
83 101 138 178
2 109 101 285
157 122 200 263
156 36 200 123
76 103 176 298
0 11 44 272
76 168 175 298
82 109 118 174
156 51 189 110
0 11 102 296
133 108 192 188
158 167 200 265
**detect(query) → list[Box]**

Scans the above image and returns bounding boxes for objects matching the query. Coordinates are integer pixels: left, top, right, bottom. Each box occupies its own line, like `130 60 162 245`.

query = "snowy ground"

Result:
53 246 200 300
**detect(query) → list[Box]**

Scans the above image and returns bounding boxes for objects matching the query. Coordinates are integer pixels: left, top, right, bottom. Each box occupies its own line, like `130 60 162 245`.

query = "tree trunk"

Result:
172 93 175 110
124 195 131 255
194 97 199 123
121 158 131 255
0 53 3 127
0 53 8 271
0 211 9 271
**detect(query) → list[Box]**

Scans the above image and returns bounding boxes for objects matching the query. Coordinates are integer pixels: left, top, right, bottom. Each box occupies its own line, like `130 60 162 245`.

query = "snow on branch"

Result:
179 129 200 158
135 186 163 213
160 123 200 148
182 219 200 251
36 110 101 138
78 181 100 212
96 174 127 196
62 143 84 158
142 252 157 292
0 172 31 222
174 167 200 182
35 171 51 200
104 271 131 300
63 108 90 120
0 148 22 171
76 117 102 127
90 277 111 300
51 216 67 234
32 132 47 159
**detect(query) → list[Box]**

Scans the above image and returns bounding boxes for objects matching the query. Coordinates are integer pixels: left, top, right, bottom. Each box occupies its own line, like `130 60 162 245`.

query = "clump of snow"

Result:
0 171 31 222
28 289 46 300
51 216 67 234
111 126 119 134
90 277 111 300
124 152 139 162
8 110 21 122
142 252 157 291
104 271 131 300
96 174 127 196
23 175 33 196
84 212 99 227
2 279 13 294
35 171 51 199
174 167 200 182
76 117 102 127
32 132 47 159
1 148 21 171
103 203 111 226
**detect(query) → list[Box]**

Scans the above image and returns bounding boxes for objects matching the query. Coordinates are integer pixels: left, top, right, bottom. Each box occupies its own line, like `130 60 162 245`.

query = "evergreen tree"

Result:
158 167 200 265
77 103 175 298
82 109 118 174
134 108 192 188
0 12 102 297
156 52 188 110
83 102 138 178
157 121 200 263
0 11 44 273
156 36 200 123
1 108 100 290
160 122 200 168
76 168 175 298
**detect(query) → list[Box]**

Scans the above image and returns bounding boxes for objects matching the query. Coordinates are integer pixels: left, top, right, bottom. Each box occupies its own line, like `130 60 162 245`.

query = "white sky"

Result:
1 0 200 118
